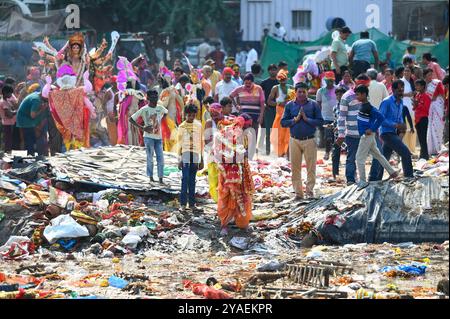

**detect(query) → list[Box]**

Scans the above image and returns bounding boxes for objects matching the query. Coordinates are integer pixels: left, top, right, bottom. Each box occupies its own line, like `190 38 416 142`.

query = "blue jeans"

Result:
180 152 200 207
144 137 164 179
371 133 414 179
22 128 37 156
345 136 360 183
368 133 383 181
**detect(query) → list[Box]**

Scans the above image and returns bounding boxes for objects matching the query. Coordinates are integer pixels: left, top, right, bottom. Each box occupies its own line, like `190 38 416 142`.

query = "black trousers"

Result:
264 106 276 155
48 115 63 156
352 60 370 78
2 125 20 153
415 117 429 160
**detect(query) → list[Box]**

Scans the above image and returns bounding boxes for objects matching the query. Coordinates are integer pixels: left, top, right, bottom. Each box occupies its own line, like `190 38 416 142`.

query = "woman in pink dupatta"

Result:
116 57 146 145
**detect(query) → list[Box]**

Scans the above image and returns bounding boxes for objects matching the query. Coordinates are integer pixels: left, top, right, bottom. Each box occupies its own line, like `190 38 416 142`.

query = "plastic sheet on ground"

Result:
264 177 449 248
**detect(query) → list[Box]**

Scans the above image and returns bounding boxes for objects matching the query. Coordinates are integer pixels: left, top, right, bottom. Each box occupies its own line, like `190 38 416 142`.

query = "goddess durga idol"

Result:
43 32 89 87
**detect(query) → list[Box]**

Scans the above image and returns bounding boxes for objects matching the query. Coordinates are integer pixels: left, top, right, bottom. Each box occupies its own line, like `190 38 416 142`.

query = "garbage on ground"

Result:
380 263 428 277
108 276 129 289
0 147 448 299
184 280 232 299
43 215 90 244
0 236 35 260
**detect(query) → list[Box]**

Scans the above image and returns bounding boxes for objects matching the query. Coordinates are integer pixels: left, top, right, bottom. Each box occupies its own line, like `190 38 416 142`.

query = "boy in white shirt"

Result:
129 90 168 184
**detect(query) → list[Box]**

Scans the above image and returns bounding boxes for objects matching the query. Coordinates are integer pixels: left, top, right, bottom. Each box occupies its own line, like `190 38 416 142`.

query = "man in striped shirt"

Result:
336 74 371 185
230 73 265 158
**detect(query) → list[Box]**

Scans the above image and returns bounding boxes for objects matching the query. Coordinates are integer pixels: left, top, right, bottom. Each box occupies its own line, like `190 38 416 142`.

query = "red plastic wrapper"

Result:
183 281 232 299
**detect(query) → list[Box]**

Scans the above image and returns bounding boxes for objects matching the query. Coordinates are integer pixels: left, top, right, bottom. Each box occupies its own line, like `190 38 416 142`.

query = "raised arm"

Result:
83 71 93 94
267 85 279 107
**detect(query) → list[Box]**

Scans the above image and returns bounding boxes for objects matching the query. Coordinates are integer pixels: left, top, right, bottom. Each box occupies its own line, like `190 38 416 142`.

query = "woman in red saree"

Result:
215 114 255 236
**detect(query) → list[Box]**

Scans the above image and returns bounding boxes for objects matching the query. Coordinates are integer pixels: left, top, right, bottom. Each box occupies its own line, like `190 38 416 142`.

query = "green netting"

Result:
260 28 448 79
431 39 449 69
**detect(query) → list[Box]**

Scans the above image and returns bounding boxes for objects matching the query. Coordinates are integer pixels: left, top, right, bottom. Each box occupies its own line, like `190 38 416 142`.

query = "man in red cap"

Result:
214 67 239 111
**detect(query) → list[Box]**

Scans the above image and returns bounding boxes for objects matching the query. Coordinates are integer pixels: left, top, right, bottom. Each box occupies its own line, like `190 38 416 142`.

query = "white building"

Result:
241 0 393 42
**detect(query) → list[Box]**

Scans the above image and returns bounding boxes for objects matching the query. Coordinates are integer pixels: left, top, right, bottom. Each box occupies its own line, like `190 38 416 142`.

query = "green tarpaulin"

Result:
260 28 448 79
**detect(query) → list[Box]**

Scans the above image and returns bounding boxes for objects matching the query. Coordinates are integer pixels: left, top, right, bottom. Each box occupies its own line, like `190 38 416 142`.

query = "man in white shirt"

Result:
235 47 248 70
245 44 258 73
197 38 212 66
367 68 389 109
214 67 240 112
273 22 287 41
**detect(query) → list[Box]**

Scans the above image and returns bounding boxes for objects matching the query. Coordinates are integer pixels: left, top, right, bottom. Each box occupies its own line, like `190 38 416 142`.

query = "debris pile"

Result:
0 147 448 299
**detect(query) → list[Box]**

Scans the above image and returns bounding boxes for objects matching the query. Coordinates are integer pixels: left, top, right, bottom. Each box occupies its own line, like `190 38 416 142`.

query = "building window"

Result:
292 10 311 30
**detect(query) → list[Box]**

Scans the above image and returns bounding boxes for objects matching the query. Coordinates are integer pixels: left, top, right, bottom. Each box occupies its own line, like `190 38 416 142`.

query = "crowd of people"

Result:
0 28 449 237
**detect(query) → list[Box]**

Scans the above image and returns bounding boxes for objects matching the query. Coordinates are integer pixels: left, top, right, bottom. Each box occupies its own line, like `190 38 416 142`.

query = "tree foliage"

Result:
56 0 238 44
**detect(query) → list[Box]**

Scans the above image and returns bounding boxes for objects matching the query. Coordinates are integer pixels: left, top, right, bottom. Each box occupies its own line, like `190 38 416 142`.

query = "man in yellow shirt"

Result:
178 104 204 213
205 59 222 96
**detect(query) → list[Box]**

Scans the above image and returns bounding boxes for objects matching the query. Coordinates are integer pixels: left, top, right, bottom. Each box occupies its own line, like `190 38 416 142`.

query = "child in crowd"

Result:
0 85 19 153
401 102 415 140
202 96 214 128
220 97 234 118
413 79 431 160
129 90 168 184
178 104 204 213
355 85 398 188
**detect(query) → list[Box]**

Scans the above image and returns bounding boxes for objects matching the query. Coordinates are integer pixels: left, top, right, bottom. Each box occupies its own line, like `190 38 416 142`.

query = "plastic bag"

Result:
380 263 427 276
128 226 149 237
0 236 35 260
121 225 149 248
121 234 142 249
108 276 128 289
229 237 250 250
43 215 89 244
257 260 285 272
49 186 76 208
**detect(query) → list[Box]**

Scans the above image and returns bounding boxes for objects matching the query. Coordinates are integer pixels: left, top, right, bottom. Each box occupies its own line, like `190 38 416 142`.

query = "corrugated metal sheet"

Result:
241 0 393 42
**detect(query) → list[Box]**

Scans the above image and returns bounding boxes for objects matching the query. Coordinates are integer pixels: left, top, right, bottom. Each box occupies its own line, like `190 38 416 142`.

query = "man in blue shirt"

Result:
354 85 398 187
349 32 379 78
281 82 324 200
16 91 49 156
371 80 414 180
